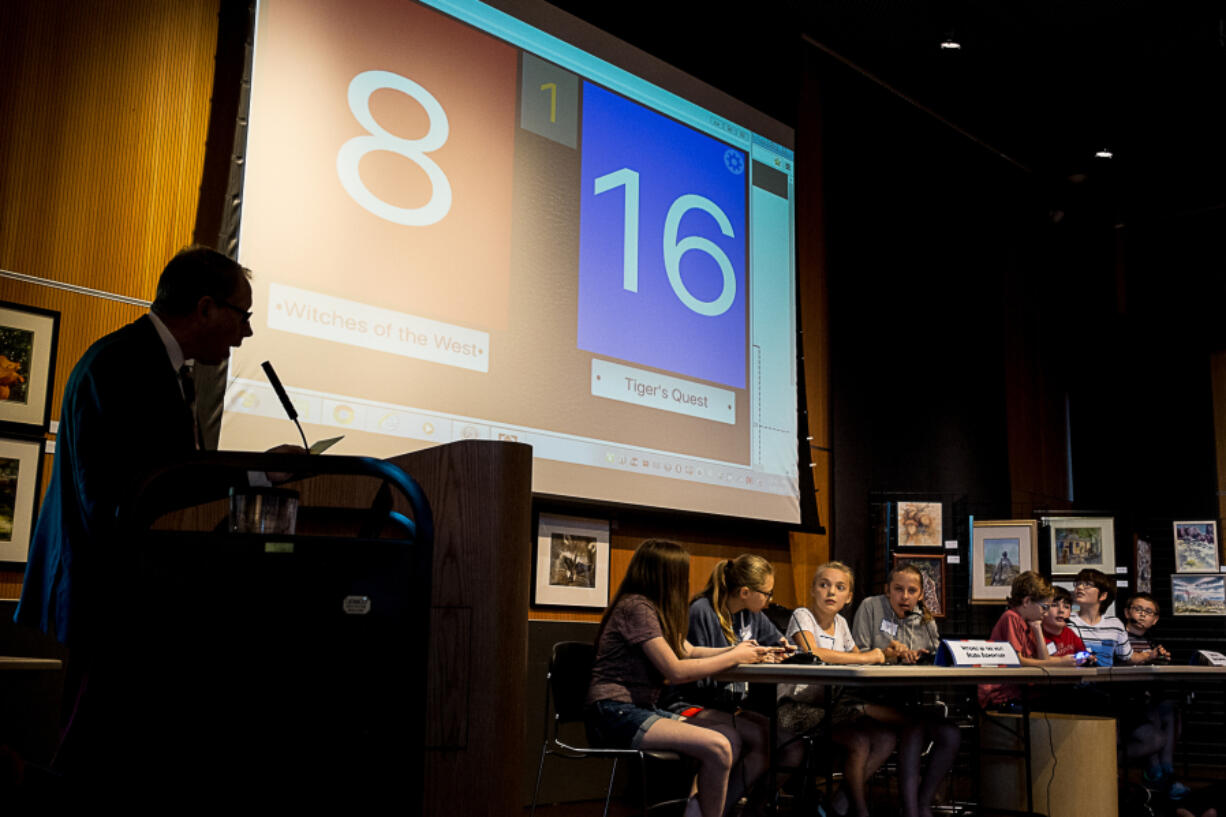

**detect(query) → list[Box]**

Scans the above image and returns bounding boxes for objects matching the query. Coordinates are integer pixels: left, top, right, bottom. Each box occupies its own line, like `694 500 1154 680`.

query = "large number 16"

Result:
594 168 737 317
337 70 452 226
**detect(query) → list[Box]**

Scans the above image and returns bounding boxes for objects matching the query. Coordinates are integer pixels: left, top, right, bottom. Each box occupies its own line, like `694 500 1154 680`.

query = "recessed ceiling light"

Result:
1095 149 1114 159
940 39 962 50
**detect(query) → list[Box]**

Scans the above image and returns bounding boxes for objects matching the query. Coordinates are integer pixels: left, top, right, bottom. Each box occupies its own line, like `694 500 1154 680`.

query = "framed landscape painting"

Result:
897 501 942 548
1173 521 1219 573
1171 574 1226 616
533 513 610 608
1048 516 1115 574
971 519 1038 604
0 435 44 562
0 302 59 434
893 552 946 618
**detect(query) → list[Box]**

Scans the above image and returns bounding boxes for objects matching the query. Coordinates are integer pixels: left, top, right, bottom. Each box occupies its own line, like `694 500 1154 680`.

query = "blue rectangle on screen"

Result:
577 82 747 390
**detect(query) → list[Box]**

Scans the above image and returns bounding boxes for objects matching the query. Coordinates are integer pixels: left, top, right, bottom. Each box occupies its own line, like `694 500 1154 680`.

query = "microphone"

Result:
261 360 308 450
261 360 297 420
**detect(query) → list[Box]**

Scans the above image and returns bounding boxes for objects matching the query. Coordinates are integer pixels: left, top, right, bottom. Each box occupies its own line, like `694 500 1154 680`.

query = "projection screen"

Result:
222 0 801 523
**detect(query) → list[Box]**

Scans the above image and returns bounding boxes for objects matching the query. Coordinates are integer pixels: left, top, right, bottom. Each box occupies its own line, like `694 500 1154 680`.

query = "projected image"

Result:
578 82 747 391
227 0 800 522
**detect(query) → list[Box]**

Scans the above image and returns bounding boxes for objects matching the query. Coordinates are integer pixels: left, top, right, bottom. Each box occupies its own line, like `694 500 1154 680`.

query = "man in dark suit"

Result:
14 246 263 784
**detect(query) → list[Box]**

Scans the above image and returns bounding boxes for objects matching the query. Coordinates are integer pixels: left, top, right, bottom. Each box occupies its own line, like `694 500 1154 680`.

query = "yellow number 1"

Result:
539 82 557 123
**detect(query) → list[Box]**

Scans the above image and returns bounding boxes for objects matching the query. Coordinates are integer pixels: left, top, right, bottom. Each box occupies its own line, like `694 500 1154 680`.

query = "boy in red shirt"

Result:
1041 586 1090 659
979 572 1078 710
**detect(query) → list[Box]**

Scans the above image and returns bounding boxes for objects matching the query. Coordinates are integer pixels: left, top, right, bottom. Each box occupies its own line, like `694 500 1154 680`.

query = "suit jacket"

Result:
16 315 197 646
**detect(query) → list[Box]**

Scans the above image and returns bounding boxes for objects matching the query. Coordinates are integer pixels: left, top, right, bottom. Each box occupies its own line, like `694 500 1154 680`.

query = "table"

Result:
0 656 62 671
716 663 1226 815
718 663 1225 685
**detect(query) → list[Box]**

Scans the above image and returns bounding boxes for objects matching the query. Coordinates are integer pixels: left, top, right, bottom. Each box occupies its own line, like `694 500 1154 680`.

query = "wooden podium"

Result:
137 440 532 814
363 440 533 816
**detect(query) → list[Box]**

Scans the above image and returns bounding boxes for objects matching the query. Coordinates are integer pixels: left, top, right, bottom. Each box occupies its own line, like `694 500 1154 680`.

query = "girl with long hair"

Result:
585 540 775 817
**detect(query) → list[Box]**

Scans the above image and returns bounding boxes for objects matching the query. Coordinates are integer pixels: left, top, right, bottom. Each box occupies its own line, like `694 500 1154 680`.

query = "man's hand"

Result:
263 444 307 484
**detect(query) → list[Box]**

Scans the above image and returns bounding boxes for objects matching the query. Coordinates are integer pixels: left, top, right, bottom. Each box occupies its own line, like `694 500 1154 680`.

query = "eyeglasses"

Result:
751 587 774 602
1037 602 1051 611
1074 581 1096 589
1128 606 1157 617
218 299 253 323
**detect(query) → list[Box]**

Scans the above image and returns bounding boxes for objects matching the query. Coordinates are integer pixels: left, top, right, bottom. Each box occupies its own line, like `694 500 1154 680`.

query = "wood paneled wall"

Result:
0 0 220 588
0 0 218 408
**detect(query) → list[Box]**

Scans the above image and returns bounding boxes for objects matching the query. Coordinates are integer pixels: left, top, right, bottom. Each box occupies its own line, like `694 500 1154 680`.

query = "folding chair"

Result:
530 641 691 817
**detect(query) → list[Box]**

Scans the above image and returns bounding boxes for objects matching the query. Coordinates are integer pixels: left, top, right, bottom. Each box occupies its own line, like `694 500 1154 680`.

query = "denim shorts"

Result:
585 699 682 749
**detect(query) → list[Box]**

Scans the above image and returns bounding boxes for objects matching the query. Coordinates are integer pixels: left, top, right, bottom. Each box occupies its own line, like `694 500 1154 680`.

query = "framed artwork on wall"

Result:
1172 521 1219 573
1135 535 1152 593
533 513 610 608
0 301 60 435
1047 516 1115 575
971 519 1038 604
0 435 45 563
897 501 942 548
892 552 946 618
1171 574 1226 616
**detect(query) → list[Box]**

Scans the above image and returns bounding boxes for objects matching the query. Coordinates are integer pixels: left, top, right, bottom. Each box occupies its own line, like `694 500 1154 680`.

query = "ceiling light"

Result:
940 38 961 50
1095 149 1114 159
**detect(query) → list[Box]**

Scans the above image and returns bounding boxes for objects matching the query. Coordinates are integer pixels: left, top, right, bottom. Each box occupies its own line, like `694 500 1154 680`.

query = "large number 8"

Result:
336 70 452 226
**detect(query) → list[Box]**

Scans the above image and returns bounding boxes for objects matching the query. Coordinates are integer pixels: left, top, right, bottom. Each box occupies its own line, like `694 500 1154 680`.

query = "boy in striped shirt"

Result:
1069 568 1134 666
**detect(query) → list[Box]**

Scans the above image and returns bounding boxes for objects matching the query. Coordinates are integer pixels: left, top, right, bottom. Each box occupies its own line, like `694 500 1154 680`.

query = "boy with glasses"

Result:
1124 593 1170 664
1069 568 1136 666
1121 593 1187 798
980 572 1076 710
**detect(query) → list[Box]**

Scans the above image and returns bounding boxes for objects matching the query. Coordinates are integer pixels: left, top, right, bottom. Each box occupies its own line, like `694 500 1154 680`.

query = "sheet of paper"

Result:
309 435 344 455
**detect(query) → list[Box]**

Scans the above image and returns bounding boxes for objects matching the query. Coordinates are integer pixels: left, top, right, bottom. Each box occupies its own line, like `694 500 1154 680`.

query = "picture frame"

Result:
892 552 946 618
533 513 610 608
0 301 60 434
971 519 1038 604
1172 521 1219 573
1135 535 1152 593
897 501 942 548
1047 516 1115 574
0 435 45 563
1171 573 1226 616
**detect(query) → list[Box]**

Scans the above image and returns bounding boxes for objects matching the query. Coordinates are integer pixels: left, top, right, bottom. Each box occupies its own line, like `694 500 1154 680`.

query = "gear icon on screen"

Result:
723 149 744 175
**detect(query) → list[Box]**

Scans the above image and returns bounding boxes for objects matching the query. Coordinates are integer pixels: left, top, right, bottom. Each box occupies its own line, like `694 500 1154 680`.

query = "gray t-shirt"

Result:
850 595 941 655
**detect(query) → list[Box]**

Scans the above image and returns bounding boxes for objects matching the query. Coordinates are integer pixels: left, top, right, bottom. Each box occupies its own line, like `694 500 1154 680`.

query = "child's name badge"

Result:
818 633 836 649
880 619 898 638
1047 641 1057 655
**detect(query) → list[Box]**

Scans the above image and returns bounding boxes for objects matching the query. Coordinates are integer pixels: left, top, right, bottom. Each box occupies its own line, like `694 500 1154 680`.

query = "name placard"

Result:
937 639 1021 667
1195 650 1226 667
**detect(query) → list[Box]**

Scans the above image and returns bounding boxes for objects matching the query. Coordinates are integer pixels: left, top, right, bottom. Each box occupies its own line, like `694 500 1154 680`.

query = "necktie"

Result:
179 364 203 450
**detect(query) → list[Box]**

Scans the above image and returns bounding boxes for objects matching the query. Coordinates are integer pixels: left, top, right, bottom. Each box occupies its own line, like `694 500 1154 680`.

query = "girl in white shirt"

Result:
780 562 895 817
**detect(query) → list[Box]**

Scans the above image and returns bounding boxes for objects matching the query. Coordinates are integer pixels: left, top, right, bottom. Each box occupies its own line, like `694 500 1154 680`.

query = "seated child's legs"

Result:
641 714 738 817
